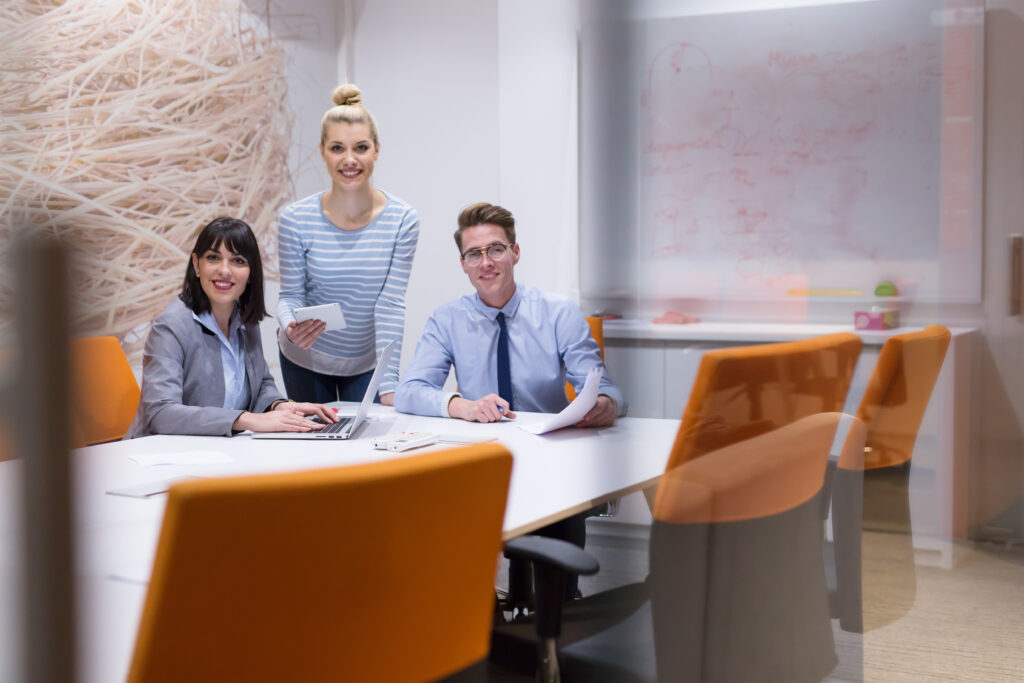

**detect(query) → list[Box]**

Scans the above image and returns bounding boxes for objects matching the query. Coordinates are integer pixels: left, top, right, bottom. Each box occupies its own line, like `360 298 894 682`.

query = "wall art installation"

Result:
1 0 293 356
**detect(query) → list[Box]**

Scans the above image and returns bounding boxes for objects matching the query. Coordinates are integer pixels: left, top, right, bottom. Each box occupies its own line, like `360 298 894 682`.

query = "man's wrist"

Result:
442 392 462 419
598 393 618 416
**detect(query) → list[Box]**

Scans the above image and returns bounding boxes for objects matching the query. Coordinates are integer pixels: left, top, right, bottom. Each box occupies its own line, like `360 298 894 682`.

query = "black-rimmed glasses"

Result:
460 242 512 266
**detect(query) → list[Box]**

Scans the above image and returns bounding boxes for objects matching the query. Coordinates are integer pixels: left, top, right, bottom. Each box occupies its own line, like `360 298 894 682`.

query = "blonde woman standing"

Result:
276 85 419 405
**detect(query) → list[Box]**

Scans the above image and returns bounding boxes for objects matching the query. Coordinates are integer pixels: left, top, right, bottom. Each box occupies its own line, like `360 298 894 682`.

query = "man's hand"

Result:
379 392 395 407
576 395 617 428
285 319 326 349
448 394 516 423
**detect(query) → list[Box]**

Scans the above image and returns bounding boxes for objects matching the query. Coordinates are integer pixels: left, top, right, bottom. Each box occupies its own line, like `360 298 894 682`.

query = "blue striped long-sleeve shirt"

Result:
276 190 419 394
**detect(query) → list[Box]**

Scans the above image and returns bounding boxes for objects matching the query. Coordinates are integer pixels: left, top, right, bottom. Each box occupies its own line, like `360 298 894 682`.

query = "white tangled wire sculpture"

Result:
1 0 293 359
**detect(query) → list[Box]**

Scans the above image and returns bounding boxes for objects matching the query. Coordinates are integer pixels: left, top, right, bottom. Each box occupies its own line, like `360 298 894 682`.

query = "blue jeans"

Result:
278 350 377 404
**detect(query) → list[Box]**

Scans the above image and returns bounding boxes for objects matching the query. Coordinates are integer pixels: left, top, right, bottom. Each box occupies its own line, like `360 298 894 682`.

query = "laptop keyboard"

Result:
320 416 354 434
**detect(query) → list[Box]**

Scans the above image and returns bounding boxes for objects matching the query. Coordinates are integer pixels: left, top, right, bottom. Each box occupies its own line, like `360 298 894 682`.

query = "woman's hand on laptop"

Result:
234 409 325 433
233 402 338 432
280 402 339 423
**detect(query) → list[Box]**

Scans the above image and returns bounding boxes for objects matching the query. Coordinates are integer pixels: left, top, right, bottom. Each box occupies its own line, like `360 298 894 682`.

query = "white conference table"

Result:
0 405 680 683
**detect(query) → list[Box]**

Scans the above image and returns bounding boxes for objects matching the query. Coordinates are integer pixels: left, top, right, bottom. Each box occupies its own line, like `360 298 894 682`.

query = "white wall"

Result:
247 0 338 389
327 0 885 378
344 0 501 381
497 0 582 299
338 0 500 382
339 0 585 378
265 0 1022 543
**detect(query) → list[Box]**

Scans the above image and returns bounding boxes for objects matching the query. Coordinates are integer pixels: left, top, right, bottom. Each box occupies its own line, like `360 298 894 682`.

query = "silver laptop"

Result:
253 340 397 440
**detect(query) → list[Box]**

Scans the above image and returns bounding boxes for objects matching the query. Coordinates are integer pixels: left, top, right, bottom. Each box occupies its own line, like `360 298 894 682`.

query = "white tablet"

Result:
294 303 347 331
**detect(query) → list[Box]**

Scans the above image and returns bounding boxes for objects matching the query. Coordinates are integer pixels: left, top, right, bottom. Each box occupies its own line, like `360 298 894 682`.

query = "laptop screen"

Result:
349 340 398 432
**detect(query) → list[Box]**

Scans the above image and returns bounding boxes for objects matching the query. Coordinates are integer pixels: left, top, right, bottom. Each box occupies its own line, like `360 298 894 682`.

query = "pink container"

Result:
854 309 899 330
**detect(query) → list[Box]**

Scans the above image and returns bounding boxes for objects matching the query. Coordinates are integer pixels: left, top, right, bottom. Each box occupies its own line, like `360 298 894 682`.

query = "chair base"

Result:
490 581 654 682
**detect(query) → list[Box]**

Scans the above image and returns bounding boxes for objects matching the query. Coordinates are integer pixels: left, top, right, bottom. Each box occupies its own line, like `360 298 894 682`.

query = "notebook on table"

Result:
252 340 396 441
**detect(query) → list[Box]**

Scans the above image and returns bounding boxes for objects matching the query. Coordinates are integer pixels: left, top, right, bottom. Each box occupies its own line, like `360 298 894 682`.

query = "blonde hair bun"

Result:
320 83 379 147
332 84 362 107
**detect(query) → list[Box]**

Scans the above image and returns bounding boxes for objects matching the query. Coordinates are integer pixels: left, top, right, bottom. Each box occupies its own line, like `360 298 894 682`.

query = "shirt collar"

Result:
193 307 245 341
472 284 522 321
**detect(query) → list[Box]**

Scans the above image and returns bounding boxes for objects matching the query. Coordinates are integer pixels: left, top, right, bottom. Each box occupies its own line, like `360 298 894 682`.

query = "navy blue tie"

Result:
496 312 514 410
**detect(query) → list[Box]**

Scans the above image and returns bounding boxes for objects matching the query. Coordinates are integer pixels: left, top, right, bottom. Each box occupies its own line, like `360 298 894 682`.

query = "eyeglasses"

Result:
460 241 513 266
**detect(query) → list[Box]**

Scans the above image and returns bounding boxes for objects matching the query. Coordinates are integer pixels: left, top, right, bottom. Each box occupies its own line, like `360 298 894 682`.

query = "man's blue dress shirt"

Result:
395 284 627 418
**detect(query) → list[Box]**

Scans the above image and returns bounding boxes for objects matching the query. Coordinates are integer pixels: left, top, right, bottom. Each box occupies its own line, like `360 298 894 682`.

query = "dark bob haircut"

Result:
180 217 267 326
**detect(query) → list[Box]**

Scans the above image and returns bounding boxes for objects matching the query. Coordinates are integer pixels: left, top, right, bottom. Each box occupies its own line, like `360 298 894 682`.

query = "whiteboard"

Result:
580 0 983 303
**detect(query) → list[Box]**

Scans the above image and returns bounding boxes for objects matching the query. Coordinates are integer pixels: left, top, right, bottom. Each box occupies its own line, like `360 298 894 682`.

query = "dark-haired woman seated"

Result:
126 217 337 438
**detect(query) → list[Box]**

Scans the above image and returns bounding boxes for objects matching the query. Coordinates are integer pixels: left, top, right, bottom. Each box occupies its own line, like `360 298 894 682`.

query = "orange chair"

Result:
827 324 951 632
663 332 862 472
128 443 513 683
565 316 605 402
493 333 863 682
857 324 951 473
647 413 853 683
70 336 140 446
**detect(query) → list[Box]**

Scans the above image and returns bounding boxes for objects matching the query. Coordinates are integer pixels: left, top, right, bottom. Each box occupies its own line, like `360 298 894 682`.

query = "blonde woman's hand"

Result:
285 319 326 349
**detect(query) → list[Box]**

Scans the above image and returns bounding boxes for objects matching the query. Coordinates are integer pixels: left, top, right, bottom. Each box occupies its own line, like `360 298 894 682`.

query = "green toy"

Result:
874 280 898 296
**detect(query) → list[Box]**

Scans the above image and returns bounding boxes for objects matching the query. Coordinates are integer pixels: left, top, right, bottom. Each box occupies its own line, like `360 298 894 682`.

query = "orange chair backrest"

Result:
855 325 950 470
566 316 605 402
654 412 851 524
663 332 862 475
70 336 140 446
128 443 513 683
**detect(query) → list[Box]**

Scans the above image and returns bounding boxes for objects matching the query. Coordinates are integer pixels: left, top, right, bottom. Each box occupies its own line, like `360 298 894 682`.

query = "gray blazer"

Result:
125 297 283 438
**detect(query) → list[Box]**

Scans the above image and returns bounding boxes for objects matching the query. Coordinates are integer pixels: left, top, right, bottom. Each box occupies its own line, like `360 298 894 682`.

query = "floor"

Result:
487 526 1024 682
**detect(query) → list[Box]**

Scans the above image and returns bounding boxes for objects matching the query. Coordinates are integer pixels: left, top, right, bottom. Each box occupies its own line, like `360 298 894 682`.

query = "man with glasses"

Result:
395 202 626 426
396 202 627 601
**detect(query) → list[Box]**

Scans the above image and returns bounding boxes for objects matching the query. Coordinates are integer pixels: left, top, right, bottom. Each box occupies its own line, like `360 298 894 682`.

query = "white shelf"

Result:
603 320 976 345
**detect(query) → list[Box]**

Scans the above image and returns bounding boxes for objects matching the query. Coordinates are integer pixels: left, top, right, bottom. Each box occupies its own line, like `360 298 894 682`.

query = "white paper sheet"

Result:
128 450 234 467
106 475 202 498
517 367 604 435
